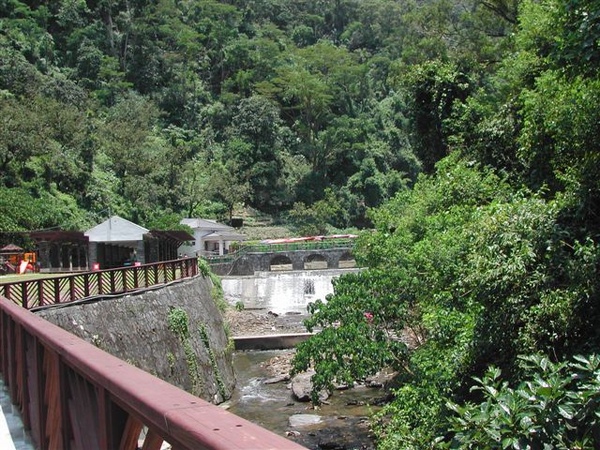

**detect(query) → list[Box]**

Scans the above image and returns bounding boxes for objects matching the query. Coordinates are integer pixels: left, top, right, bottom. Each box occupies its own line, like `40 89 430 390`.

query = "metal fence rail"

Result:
0 297 306 450
0 257 198 309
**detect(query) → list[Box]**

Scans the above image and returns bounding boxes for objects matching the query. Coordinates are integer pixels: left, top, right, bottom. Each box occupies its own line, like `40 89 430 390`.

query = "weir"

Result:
224 267 379 450
221 268 360 314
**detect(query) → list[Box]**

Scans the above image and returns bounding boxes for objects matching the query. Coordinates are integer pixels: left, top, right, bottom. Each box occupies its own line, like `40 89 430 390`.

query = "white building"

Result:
179 218 246 257
85 215 194 269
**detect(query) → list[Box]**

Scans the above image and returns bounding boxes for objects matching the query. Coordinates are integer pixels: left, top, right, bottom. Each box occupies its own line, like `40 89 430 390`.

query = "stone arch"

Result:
270 255 293 271
304 253 328 270
338 251 356 268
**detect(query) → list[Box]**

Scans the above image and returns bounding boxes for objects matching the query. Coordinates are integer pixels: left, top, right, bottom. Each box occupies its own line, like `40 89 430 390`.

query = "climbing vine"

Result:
209 272 227 313
167 352 176 375
167 307 202 395
167 307 190 339
199 324 227 400
198 258 211 277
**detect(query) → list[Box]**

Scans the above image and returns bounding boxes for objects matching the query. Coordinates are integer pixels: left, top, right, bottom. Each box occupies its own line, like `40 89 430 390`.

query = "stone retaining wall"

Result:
35 276 235 404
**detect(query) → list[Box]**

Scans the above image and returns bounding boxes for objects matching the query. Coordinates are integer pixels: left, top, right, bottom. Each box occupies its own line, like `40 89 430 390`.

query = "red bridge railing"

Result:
0 297 306 450
0 257 198 309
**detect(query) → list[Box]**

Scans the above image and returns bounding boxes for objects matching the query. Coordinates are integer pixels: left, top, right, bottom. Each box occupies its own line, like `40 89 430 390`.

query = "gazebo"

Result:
0 244 24 273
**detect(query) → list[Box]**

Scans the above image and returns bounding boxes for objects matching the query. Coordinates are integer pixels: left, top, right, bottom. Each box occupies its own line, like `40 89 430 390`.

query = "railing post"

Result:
7 317 17 400
53 278 60 304
21 282 28 309
58 357 70 449
69 277 75 302
98 271 104 295
110 271 116 293
18 326 30 429
37 279 44 308
83 273 90 297
98 389 129 449
31 337 47 450
133 267 139 289
123 270 128 293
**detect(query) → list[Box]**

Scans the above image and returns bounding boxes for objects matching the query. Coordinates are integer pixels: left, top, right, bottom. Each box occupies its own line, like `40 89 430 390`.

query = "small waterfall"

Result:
221 268 360 314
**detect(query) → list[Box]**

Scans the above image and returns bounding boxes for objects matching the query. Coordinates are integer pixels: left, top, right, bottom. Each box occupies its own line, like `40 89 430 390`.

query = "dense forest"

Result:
2 0 600 447
0 0 436 234
1 0 514 234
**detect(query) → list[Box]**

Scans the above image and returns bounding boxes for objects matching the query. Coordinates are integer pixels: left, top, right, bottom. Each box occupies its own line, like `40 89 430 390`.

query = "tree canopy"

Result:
290 0 600 447
0 0 514 233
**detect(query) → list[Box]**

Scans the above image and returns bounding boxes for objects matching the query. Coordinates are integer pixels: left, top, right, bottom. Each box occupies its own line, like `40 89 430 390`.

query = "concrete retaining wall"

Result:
35 276 235 405
233 333 314 351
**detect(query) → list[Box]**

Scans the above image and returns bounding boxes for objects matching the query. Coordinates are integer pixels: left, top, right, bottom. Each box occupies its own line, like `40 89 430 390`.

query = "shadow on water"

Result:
228 350 383 450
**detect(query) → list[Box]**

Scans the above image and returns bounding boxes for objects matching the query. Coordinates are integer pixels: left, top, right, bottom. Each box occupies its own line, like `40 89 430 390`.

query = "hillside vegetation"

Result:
2 0 513 234
2 0 600 447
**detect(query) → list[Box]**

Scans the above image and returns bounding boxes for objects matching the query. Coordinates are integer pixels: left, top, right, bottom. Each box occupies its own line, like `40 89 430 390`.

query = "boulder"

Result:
288 414 323 428
291 370 329 402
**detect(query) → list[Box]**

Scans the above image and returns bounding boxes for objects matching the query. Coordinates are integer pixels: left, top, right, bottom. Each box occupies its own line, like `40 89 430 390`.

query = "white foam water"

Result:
221 268 360 314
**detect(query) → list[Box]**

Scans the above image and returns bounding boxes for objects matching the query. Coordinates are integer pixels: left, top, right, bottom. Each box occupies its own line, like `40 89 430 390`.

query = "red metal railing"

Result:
0 257 198 309
0 297 307 450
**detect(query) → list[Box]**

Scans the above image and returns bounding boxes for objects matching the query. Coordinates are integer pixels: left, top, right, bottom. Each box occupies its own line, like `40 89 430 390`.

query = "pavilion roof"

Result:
29 231 88 243
0 243 23 253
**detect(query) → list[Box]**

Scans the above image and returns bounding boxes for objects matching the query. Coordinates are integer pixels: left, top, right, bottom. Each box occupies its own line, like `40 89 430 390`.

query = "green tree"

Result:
288 188 344 235
226 95 290 211
205 161 251 223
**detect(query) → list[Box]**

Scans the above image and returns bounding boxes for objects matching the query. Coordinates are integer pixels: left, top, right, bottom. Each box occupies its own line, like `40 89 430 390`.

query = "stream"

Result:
227 350 384 450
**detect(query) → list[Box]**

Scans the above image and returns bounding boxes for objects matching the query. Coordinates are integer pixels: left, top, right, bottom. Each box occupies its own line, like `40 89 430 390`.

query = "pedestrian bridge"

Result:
0 260 306 450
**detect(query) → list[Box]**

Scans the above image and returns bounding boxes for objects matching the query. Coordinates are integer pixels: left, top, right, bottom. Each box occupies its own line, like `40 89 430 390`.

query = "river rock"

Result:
365 368 397 388
291 370 329 402
288 414 323 428
263 375 289 384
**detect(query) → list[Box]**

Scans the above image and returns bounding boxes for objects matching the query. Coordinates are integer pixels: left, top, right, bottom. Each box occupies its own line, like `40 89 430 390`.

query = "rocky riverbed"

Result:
225 308 312 336
224 308 394 450
225 308 307 391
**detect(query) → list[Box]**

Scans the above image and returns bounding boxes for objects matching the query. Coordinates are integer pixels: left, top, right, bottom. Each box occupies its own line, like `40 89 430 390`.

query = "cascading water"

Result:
222 267 379 450
221 268 360 314
228 350 380 450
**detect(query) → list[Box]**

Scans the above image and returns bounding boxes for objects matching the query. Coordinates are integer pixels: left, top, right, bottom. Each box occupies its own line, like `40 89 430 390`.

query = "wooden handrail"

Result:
0 296 307 450
0 257 199 309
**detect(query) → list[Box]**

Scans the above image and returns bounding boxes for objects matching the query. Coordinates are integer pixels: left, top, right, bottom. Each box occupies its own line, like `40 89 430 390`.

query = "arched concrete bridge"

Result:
210 247 356 276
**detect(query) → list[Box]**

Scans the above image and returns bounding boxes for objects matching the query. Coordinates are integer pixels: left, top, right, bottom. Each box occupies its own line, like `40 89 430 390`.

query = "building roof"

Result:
202 231 247 242
29 231 88 243
0 243 23 253
180 218 233 231
85 216 149 242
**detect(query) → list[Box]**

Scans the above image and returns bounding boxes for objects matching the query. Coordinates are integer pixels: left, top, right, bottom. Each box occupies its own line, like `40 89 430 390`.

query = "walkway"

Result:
0 379 34 450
